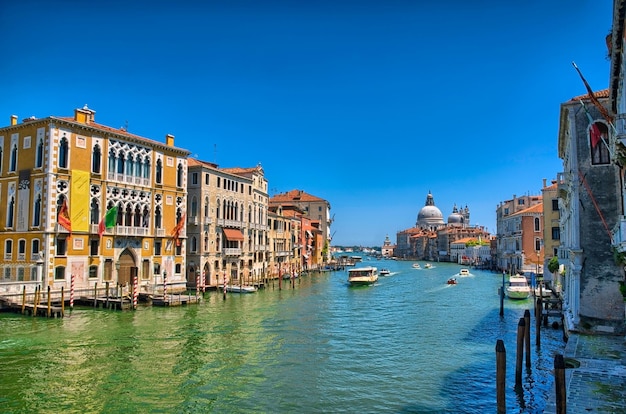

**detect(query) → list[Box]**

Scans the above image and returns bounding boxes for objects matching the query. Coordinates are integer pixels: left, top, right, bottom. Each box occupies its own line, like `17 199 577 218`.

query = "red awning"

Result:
223 228 244 241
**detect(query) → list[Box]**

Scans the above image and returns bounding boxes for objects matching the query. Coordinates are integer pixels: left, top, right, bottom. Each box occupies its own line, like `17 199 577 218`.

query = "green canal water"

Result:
0 259 564 413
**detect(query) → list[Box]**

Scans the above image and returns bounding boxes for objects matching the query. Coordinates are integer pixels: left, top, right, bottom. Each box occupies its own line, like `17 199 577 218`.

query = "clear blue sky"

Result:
0 1 613 246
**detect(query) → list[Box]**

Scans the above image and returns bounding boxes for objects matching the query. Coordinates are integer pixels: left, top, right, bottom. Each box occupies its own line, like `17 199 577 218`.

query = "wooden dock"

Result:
152 293 200 307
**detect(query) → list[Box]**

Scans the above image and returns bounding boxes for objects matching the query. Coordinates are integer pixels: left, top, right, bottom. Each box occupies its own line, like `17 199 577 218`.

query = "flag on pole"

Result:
58 198 72 235
171 212 186 246
580 100 603 149
98 206 118 237
572 61 613 124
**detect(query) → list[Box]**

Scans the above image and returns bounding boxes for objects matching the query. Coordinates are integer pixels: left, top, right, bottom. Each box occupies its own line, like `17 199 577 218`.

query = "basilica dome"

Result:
447 204 464 225
416 192 445 227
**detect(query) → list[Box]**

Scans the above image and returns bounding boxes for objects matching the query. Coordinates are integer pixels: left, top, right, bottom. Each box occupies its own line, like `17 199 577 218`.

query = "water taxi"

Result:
347 267 379 286
459 269 470 276
412 263 421 269
424 263 432 269
380 269 391 276
506 275 531 299
447 277 457 285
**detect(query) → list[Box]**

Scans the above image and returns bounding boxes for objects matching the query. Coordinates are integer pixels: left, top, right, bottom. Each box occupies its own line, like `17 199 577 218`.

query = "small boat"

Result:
447 277 457 285
459 269 470 276
380 269 391 276
506 275 531 299
225 285 257 293
347 266 379 286
412 263 421 269
534 286 553 297
424 263 432 269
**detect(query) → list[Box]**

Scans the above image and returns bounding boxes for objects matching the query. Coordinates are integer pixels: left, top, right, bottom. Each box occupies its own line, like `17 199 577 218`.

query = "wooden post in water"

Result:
515 317 525 386
61 286 65 317
223 272 227 300
496 339 506 414
33 286 39 317
105 281 110 309
47 285 52 317
93 282 98 308
21 286 26 314
524 309 531 367
535 297 542 347
278 267 282 290
554 354 566 414
499 271 505 316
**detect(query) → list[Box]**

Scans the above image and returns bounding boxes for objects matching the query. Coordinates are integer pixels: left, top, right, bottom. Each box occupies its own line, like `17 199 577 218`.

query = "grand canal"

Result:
1 258 565 413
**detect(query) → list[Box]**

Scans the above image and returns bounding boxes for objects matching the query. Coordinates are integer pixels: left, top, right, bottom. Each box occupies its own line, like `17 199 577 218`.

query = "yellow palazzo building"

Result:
0 106 190 296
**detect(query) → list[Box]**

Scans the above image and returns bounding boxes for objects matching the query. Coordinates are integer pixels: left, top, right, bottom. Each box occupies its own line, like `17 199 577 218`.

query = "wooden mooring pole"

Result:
496 339 506 414
61 286 65 317
499 271 505 317
554 354 566 414
524 309 531 367
47 285 52 317
535 297 542 347
515 317 525 386
21 285 26 314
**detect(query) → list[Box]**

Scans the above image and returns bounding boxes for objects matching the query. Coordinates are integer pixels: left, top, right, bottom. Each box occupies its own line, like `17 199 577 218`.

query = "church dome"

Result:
416 192 445 226
447 204 464 225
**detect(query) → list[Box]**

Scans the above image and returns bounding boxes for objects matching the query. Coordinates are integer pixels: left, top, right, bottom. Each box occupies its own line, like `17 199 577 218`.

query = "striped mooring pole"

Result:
133 275 138 309
163 271 168 302
70 273 75 309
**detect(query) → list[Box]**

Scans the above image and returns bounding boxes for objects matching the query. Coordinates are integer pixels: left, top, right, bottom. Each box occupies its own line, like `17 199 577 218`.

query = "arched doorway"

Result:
203 262 210 286
117 249 137 286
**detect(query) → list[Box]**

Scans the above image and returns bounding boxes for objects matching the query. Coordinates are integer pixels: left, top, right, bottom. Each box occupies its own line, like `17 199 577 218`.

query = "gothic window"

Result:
534 217 540 232
108 149 116 173
177 163 183 187
117 202 124 225
90 199 100 225
143 157 150 179
6 196 14 227
134 205 141 227
92 144 101 174
155 159 162 184
190 196 198 218
204 197 209 217
35 138 43 168
155 206 162 229
117 153 125 174
191 236 197 252
142 206 150 228
58 137 68 168
9 144 17 171
33 194 42 227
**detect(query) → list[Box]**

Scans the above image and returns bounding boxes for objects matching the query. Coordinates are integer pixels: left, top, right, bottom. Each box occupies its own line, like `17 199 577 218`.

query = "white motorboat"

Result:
506 275 531 299
225 285 257 293
534 285 553 297
412 263 421 269
347 266 379 286
424 263 432 269
380 269 391 276
459 269 470 276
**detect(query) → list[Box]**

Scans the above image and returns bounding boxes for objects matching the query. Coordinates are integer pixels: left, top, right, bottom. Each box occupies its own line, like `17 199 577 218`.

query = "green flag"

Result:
105 206 118 228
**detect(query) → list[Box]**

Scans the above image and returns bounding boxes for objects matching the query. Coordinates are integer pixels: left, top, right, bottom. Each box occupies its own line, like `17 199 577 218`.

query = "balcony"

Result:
612 215 626 252
116 226 150 237
556 172 571 200
188 216 199 226
223 248 242 256
217 218 243 228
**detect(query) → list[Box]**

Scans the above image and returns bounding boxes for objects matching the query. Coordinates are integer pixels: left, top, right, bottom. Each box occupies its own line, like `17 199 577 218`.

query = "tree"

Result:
547 257 559 274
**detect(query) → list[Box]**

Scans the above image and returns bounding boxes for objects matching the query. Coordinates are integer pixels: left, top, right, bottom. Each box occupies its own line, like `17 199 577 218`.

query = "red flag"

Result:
590 124 602 149
58 198 72 235
171 213 186 245
572 61 613 124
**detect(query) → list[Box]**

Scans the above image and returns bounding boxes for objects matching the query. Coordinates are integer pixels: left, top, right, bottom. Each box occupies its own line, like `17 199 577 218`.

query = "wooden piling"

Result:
554 354 566 414
47 285 52 317
496 339 506 414
515 317 525 386
535 297 542 347
105 281 110 308
94 282 98 308
21 286 26 314
499 272 505 317
524 309 531 367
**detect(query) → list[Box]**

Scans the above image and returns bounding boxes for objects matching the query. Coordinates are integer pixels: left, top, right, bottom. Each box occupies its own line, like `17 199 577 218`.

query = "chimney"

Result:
166 134 175 147
10 115 17 126
542 178 546 187
74 104 95 124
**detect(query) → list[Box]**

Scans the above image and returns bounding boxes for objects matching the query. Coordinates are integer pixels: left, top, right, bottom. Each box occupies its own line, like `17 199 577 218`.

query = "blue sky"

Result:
0 1 614 246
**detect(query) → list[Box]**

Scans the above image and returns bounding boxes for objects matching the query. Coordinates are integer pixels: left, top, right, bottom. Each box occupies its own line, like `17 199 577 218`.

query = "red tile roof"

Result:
569 88 609 102
271 189 325 203
511 202 544 216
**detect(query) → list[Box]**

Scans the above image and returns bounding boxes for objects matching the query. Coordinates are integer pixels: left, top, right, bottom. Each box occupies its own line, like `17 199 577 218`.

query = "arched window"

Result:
7 196 15 227
590 122 610 165
191 236 197 252
177 163 183 187
5 239 13 259
143 156 150 179
142 206 150 228
190 196 198 218
92 144 101 174
10 144 18 171
117 202 124 225
33 194 42 227
155 206 162 228
35 139 43 168
534 217 540 232
134 205 141 227
155 159 162 184
90 199 100 225
108 149 116 173
204 197 209 217
58 137 68 168
117 153 125 174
